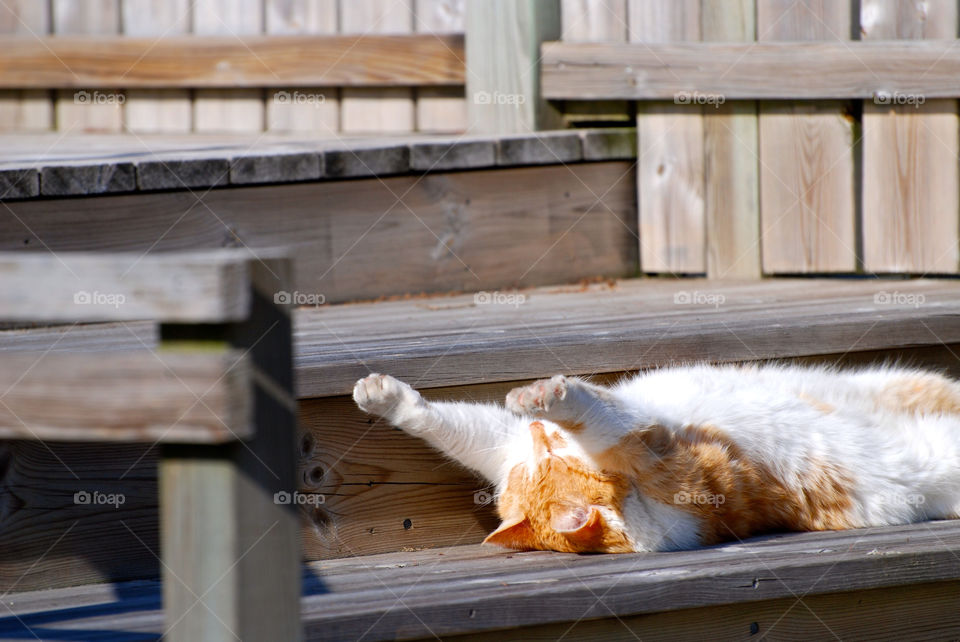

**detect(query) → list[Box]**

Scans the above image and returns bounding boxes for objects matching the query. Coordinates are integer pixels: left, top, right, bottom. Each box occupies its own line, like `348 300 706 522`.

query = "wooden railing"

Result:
0 250 300 641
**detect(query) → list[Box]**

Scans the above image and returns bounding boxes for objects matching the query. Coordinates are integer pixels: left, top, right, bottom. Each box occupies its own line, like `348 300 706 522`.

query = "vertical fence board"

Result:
757 0 856 273
561 0 629 126
414 0 466 133
630 0 705 274
862 0 959 273
340 1 415 134
702 0 760 279
266 0 340 134
122 0 192 133
53 0 123 133
465 0 562 134
0 1 51 131
193 0 265 133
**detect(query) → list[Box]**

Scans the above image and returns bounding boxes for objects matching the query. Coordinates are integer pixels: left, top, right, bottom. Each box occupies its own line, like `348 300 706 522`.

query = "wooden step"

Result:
0 277 958 593
3 520 960 640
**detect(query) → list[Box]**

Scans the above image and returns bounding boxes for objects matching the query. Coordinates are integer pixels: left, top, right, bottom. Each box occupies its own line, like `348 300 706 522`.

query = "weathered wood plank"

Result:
0 162 638 304
541 40 960 100
120 0 192 134
631 0 705 274
862 0 960 274
340 0 416 134
52 0 123 133
292 278 960 397
466 0 563 134
450 580 960 641
0 350 250 443
0 35 466 89
160 271 300 641
265 0 340 135
0 0 51 132
757 0 856 273
0 251 256 322
702 0 760 279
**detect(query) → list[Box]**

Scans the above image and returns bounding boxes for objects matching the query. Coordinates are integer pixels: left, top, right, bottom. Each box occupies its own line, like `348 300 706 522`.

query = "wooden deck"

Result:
2 521 959 640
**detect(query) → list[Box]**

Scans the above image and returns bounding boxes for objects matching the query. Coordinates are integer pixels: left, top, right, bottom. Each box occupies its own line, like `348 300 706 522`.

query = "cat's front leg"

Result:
506 375 637 453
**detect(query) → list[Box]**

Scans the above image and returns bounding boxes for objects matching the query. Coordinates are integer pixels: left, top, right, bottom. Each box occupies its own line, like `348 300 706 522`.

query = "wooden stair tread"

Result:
3 521 959 640
293 278 960 397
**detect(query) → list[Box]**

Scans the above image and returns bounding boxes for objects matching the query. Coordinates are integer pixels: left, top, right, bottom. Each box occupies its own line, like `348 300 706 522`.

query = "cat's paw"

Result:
506 375 568 416
353 374 423 420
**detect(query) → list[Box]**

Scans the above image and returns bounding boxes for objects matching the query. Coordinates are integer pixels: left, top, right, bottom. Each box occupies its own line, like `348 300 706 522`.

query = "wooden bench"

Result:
0 251 300 641
2 276 959 638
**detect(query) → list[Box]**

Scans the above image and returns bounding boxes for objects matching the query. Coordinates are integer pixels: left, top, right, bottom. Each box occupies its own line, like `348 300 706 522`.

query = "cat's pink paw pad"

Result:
353 373 421 418
506 375 567 415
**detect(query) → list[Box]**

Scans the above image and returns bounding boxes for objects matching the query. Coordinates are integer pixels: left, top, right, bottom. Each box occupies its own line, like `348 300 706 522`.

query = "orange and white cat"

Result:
353 364 960 553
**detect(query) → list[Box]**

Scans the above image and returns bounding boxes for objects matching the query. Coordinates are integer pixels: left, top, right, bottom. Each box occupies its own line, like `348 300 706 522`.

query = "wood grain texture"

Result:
414 0 466 133
862 0 959 274
265 0 340 135
0 251 256 323
291 279 960 398
0 35 467 88
0 161 638 304
466 0 563 134
340 0 415 134
192 0 265 133
160 283 299 642
121 0 192 134
702 0 760 279
451 580 960 642
0 350 250 443
0 0 51 132
631 0 705 274
757 0 855 273
52 0 123 133
541 40 960 99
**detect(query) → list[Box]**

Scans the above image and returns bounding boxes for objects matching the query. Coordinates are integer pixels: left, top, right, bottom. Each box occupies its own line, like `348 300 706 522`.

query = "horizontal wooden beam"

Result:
0 35 464 89
0 350 249 443
542 40 960 99
0 250 285 323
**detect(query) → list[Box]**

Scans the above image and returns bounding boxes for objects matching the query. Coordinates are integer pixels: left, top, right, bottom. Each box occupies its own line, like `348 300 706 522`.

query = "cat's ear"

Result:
551 505 605 544
483 517 538 550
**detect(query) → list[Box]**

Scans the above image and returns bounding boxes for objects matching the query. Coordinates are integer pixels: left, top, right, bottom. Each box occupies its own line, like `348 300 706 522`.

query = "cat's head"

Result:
484 421 633 553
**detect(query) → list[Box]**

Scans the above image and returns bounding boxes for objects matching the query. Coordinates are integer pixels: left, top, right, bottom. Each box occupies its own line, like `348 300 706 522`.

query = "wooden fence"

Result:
0 0 467 134
548 0 960 277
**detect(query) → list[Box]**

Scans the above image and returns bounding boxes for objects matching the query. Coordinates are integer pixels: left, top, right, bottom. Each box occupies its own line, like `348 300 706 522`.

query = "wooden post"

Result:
414 0 467 133
465 0 562 134
861 0 959 273
160 259 301 641
703 0 761 279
